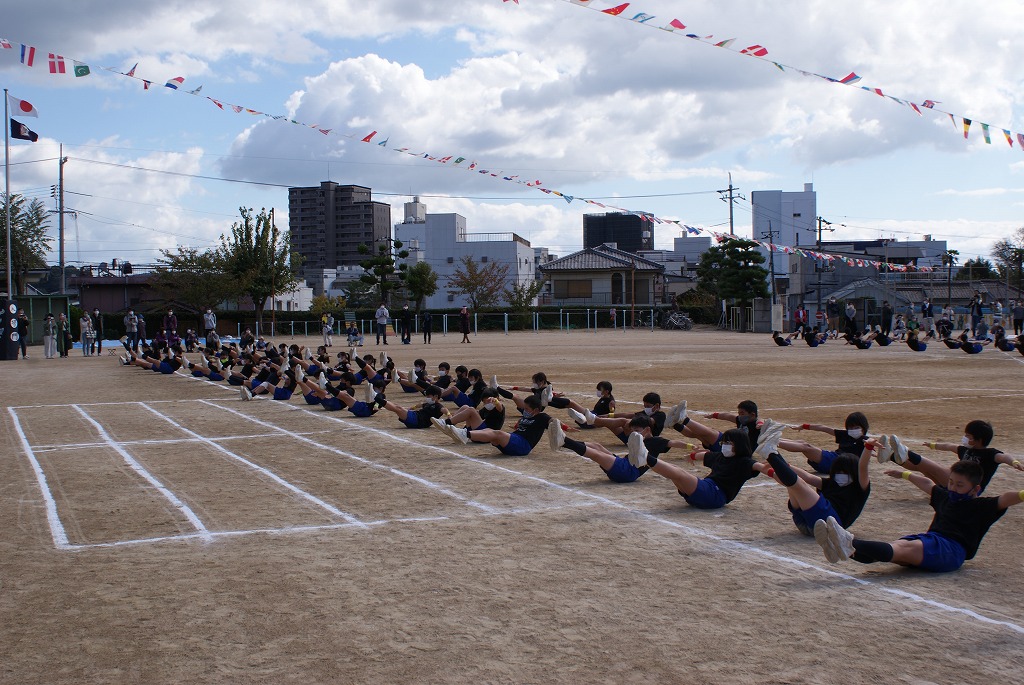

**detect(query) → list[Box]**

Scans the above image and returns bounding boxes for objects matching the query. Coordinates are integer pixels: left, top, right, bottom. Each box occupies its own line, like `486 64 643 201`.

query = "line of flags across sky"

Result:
8 4 990 274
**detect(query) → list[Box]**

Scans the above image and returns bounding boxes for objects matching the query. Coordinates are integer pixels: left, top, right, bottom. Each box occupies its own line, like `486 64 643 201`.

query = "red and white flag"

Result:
7 94 39 117
48 53 66 74
20 44 35 66
0 39 12 49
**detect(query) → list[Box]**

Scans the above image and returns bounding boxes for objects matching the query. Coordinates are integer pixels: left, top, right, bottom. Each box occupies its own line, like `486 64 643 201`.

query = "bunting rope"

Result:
3 21 974 274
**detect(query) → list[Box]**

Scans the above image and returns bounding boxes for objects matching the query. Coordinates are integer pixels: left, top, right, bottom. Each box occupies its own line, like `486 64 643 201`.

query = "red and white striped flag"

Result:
48 53 66 74
20 44 35 66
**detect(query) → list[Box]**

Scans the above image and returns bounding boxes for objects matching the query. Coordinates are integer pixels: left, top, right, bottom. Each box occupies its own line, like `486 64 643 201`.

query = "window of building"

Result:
554 279 593 298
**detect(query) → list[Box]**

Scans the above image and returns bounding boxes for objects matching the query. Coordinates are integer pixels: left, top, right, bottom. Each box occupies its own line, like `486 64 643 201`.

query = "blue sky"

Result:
3 0 1024 271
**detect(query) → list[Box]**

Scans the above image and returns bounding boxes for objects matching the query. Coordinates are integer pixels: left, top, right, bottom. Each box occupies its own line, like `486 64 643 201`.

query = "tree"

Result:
447 255 510 310
941 249 959 307
695 239 769 302
992 227 1024 294
310 294 347 317
504 277 546 329
150 247 237 317
404 261 439 311
358 237 408 305
955 257 997 281
342 279 378 309
1 193 53 295
219 207 300 331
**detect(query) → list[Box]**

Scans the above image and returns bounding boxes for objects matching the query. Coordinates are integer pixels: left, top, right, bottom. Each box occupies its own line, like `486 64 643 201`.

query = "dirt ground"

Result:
1 328 1023 684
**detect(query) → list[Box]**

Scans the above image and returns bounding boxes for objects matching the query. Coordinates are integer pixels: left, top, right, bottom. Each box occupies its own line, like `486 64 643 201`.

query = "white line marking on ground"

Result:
31 430 335 453
8 408 70 548
138 403 364 526
199 399 499 514
72 405 213 543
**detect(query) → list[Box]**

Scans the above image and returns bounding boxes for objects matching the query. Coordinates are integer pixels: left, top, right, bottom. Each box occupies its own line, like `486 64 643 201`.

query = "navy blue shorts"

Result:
498 433 532 456
303 392 322 406
964 343 984 354
349 401 373 418
401 382 420 393
616 431 630 445
681 478 727 509
158 362 175 374
228 375 244 386
603 456 643 483
900 532 966 572
321 396 343 411
474 422 487 431
706 432 724 452
402 409 421 429
454 392 475 408
307 364 321 376
788 495 841 536
273 387 293 401
812 449 838 474
191 370 204 377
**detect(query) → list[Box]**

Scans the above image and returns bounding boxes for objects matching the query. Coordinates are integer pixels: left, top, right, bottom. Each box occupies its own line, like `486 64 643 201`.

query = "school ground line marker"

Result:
199 399 500 514
8 408 70 548
72 404 213 543
139 403 365 526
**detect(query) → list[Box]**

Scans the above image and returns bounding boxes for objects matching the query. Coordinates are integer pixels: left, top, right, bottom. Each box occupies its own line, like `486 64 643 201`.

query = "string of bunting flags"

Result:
3 30 946 273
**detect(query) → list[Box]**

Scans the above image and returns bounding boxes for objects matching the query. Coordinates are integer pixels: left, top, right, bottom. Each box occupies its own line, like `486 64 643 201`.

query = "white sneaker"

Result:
583 409 597 426
379 351 387 368
826 516 854 561
304 347 313 361
489 374 499 390
754 419 785 460
363 381 375 404
280 359 290 373
450 426 471 445
295 366 305 382
627 431 649 468
240 386 253 401
666 400 687 427
199 354 208 367
409 367 418 383
548 420 566 451
318 372 328 390
814 519 840 563
889 435 909 465
540 385 553 407
567 407 587 425
431 417 454 438
874 435 893 464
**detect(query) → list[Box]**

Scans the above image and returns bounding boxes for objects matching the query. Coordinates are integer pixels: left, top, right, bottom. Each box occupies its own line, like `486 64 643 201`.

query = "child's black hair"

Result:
964 420 994 446
597 380 613 393
523 395 543 410
737 400 758 416
845 412 869 433
950 460 984 485
721 428 752 458
642 392 661 407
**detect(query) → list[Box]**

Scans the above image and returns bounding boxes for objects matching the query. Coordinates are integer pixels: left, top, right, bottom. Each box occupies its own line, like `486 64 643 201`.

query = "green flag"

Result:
73 61 90 77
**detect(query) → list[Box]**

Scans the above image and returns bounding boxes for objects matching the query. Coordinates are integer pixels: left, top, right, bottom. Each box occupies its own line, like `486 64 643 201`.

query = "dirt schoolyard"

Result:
1 328 1022 684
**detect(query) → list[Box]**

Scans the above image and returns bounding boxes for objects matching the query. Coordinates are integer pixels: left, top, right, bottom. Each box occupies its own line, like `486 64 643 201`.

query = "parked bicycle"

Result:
661 311 694 330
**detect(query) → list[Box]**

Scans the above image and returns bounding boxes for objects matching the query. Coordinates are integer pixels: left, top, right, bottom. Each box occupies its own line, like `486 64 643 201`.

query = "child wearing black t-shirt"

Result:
568 392 666 444
815 461 1024 572
777 411 871 474
437 395 553 457
878 420 1023 493
661 399 763 452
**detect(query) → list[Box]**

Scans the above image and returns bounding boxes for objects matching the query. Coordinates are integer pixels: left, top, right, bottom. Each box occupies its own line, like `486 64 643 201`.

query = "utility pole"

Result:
58 148 67 293
270 207 276 333
815 216 834 324
718 173 743 236
762 220 779 304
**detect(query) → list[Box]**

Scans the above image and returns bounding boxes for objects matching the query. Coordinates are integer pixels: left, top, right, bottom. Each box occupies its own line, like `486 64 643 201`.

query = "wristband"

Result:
901 471 912 480
1019 490 1024 503
925 441 936 449
689 451 698 461
802 423 811 430
1013 460 1021 467
711 412 720 419
765 468 775 478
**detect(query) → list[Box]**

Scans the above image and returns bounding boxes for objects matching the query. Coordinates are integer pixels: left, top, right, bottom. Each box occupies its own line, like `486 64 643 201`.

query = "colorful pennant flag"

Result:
126 62 138 77
48 53 66 74
73 61 90 77
603 3 630 16
165 76 185 90
20 44 35 66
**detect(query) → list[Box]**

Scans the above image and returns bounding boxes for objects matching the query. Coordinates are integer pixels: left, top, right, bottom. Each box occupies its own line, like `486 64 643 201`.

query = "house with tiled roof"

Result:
538 243 665 306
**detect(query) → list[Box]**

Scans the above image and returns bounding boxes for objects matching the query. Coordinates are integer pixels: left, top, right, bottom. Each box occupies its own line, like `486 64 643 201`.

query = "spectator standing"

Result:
16 308 30 359
843 301 857 337
421 310 432 344
374 303 390 345
136 314 148 351
400 304 412 344
163 309 178 338
1012 299 1024 336
56 312 70 358
459 305 471 343
920 297 935 339
825 297 841 338
80 311 95 356
42 313 57 359
123 309 139 352
969 294 984 335
993 300 1003 326
323 313 334 347
203 308 217 340
880 300 893 336
91 307 104 354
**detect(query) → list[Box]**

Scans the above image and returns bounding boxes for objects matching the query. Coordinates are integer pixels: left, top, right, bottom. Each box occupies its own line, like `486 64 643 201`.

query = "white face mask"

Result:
961 435 971 447
438 370 448 377
424 398 435 405
847 428 864 440
643 407 655 416
530 383 539 390
484 402 495 410
833 474 853 487
720 444 735 458
522 410 533 419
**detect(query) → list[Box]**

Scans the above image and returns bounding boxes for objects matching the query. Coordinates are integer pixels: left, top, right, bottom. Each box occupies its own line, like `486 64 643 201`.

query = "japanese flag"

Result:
7 94 39 117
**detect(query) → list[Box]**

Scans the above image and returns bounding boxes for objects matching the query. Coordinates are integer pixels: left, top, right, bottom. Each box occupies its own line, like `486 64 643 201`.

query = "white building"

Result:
393 197 537 310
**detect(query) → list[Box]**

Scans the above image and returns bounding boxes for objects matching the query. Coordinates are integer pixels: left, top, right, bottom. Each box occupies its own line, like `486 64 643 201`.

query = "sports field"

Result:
2 328 1023 684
